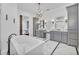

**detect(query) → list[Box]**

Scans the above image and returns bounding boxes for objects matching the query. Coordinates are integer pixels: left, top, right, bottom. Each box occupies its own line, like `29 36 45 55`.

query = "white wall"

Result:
0 4 34 54
42 7 67 32
1 3 18 55
46 7 67 21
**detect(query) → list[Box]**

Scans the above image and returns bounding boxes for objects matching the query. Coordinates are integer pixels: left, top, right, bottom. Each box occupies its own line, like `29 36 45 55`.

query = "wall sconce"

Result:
6 14 8 20
13 18 15 23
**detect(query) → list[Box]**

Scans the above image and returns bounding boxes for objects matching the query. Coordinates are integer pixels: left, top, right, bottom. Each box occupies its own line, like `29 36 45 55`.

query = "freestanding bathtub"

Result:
10 35 47 55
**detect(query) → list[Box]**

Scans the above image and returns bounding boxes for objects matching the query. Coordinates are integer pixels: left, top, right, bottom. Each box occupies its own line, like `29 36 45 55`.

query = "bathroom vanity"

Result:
36 30 46 38
50 31 68 44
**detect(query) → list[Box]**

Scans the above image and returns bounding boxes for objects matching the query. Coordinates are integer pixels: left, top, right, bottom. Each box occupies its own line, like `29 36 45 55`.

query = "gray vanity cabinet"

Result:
36 30 46 38
50 31 67 43
53 31 61 42
61 32 68 44
67 4 78 47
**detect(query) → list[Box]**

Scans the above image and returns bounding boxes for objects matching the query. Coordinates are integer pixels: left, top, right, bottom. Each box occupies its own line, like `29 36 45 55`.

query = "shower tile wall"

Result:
78 4 79 52
0 6 1 54
67 4 78 47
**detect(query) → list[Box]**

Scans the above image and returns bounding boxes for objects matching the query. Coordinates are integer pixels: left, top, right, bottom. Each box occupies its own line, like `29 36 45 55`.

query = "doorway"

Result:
19 15 29 35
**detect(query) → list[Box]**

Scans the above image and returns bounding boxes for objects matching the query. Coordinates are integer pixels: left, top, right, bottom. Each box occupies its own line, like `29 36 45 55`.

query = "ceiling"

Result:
17 3 74 15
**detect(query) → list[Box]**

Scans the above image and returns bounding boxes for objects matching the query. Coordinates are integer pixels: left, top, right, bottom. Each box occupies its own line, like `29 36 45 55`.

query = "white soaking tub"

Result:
10 35 47 55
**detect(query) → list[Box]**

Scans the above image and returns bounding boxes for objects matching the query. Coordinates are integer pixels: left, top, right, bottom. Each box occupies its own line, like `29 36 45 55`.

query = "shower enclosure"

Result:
67 4 79 47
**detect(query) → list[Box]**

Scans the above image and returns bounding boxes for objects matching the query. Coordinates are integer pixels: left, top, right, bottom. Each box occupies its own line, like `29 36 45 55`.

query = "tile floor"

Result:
43 40 78 55
53 43 77 55
43 41 58 55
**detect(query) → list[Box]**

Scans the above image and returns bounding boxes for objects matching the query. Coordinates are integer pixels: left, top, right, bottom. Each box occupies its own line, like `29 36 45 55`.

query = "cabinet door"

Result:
62 32 68 43
50 31 54 41
39 31 44 38
54 31 61 42
36 31 40 37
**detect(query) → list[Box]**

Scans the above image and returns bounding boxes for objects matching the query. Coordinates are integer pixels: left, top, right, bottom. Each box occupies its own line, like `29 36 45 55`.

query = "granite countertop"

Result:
36 29 68 33
51 30 68 32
